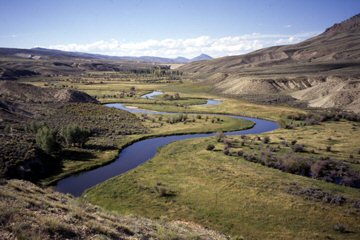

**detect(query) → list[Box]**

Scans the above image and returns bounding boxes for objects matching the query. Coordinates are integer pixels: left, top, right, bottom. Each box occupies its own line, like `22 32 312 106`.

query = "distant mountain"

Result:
179 14 360 113
190 54 213 62
0 47 212 64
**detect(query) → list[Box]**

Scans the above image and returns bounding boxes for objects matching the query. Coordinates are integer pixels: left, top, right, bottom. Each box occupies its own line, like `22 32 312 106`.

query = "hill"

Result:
0 82 148 181
0 179 227 239
180 14 360 113
0 81 98 104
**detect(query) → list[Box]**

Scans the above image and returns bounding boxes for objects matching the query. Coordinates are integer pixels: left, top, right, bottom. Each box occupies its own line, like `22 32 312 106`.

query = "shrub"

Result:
223 138 234 148
28 121 45 133
223 146 230 155
36 126 61 154
206 144 215 151
281 156 311 176
215 132 225 142
237 150 244 156
263 136 270 144
154 184 176 197
333 223 350 233
292 144 305 152
326 146 332 152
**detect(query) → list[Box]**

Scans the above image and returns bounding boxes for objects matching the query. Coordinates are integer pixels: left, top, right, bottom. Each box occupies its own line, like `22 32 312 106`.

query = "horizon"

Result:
1 0 360 58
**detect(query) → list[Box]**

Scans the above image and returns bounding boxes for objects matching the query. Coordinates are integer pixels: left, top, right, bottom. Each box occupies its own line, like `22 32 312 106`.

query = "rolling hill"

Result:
180 14 360 113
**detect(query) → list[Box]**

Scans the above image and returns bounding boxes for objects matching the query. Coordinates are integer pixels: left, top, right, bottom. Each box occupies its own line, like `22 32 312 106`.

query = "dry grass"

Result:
0 179 228 240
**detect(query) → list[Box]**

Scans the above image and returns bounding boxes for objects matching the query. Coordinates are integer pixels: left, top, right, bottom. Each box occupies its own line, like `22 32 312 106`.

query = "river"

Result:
55 96 279 196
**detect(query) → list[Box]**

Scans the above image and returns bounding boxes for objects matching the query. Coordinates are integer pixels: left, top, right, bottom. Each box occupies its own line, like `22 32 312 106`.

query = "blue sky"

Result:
0 0 359 58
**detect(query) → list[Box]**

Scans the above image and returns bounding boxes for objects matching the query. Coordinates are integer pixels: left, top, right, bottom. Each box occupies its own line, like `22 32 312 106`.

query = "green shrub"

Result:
206 144 215 151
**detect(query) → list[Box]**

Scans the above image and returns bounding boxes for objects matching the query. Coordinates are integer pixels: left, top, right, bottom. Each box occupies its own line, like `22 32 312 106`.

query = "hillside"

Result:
0 179 227 239
0 81 98 104
0 82 148 180
180 14 360 113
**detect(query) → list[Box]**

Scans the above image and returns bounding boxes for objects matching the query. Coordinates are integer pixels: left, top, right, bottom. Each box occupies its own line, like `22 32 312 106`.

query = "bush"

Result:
36 126 61 154
215 132 225 142
223 146 230 155
206 144 215 151
281 156 311 176
292 144 305 152
263 136 270 144
154 183 176 197
326 146 332 152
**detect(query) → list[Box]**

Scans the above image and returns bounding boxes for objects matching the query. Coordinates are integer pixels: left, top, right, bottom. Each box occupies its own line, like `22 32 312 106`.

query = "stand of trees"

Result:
35 124 91 155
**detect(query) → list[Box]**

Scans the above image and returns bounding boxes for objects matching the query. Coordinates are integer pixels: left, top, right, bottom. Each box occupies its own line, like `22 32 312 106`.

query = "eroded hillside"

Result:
180 14 360 112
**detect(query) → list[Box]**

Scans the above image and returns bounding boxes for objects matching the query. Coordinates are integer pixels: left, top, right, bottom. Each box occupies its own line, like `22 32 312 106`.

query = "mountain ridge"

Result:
0 47 213 64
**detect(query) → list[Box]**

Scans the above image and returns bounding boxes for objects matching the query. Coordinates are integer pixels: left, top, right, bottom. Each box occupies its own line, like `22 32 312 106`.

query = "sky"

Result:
0 0 359 58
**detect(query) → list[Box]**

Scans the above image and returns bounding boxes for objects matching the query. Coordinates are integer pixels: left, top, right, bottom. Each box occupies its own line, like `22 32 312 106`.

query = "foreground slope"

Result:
180 14 360 112
0 179 227 239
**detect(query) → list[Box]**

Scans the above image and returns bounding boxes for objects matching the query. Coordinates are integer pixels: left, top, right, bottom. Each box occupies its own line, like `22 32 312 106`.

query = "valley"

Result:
1 11 360 240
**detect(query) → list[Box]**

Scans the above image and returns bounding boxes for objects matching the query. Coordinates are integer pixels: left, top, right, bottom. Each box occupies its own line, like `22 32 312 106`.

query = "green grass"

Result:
85 136 360 240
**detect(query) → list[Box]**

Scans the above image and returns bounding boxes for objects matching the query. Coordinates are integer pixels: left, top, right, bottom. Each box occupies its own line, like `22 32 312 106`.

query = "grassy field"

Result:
85 130 360 239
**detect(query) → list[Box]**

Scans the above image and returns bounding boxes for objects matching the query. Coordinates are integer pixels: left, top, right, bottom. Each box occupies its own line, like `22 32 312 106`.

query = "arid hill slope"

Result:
0 81 98 104
180 14 360 113
0 179 227 239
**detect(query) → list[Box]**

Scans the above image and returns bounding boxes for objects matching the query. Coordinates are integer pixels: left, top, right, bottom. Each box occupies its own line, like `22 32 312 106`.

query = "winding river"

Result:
55 96 279 197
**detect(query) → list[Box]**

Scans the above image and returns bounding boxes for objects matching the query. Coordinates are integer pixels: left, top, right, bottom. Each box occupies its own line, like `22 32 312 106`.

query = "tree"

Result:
36 126 60 154
61 125 91 148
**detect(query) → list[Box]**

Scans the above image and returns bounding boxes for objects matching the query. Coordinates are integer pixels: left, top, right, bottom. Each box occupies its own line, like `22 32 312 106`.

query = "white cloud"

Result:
48 32 318 58
284 24 292 28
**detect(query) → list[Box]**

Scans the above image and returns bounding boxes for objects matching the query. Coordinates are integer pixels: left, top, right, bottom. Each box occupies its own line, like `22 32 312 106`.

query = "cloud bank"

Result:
49 32 318 58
